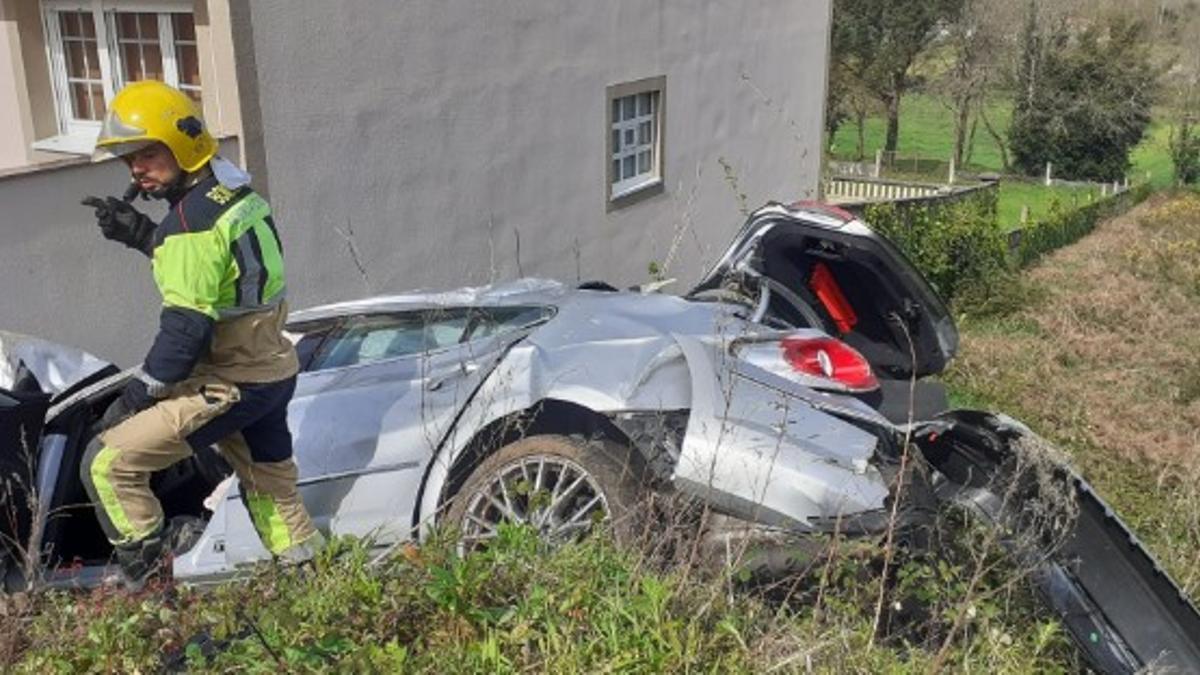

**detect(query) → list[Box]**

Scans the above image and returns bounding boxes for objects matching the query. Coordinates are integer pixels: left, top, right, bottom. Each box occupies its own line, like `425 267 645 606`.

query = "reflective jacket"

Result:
142 173 298 385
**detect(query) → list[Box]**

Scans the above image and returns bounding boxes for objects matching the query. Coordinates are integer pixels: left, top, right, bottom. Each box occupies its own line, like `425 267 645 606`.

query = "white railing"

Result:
824 176 951 204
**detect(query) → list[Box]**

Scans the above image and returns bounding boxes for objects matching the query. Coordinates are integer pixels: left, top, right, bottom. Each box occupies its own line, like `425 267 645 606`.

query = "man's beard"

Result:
147 172 190 202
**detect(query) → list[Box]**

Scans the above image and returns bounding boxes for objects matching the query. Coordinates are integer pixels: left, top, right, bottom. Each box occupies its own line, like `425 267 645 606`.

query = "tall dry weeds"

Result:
947 190 1200 596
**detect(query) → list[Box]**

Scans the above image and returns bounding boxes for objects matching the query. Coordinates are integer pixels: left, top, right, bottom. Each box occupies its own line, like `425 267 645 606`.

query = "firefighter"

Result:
79 81 322 587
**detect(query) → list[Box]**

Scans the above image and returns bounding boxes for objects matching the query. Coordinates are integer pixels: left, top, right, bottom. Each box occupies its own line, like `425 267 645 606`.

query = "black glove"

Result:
82 195 156 256
119 379 160 416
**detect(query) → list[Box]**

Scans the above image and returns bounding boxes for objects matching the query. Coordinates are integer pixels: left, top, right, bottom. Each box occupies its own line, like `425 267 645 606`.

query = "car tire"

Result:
445 434 647 549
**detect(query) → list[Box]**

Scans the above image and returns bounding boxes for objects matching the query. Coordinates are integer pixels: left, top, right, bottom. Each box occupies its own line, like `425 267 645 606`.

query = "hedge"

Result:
862 186 1007 303
856 183 1153 308
1012 183 1153 267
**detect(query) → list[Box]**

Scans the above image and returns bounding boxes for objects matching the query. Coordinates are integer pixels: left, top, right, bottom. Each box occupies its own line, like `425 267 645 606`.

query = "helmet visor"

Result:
91 109 151 162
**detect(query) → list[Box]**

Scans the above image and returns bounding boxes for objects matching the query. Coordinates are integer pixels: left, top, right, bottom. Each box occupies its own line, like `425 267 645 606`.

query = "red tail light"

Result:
780 336 878 392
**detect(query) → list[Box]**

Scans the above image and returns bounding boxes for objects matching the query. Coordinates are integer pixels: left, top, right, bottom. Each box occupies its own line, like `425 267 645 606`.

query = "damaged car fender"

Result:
670 334 893 531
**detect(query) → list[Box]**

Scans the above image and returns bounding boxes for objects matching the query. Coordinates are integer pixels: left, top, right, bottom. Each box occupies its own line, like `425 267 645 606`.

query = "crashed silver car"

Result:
2 202 1198 672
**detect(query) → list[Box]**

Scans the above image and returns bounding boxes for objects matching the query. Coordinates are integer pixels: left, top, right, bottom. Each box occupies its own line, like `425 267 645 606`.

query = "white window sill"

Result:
31 132 99 157
611 176 662 201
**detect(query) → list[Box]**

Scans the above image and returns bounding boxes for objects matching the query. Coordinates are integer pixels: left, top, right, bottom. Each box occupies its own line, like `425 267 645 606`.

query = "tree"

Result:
1009 11 1160 181
833 0 965 155
934 0 1016 170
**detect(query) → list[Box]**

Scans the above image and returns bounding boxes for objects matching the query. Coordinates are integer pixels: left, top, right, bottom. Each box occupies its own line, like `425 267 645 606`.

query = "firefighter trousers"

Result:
80 375 318 557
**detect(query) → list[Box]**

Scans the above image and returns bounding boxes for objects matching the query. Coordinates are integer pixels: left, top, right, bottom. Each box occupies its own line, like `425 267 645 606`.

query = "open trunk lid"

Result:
692 202 958 379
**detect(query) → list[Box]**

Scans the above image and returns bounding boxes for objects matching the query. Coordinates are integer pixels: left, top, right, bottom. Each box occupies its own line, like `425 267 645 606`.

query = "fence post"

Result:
1020 205 1030 225
873 149 882 178
1045 162 1053 187
1101 183 1108 197
948 157 956 185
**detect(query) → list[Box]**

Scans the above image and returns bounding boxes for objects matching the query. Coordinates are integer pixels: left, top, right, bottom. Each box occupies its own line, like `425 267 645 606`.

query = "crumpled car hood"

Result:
0 331 111 395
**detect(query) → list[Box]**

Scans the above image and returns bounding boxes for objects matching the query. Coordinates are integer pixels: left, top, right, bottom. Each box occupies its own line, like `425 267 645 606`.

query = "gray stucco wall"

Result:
238 1 831 307
2 2 832 370
0 139 239 366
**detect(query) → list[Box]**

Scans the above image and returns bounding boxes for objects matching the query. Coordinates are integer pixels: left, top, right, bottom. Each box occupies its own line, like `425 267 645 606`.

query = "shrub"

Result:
864 185 1007 304
1169 120 1200 186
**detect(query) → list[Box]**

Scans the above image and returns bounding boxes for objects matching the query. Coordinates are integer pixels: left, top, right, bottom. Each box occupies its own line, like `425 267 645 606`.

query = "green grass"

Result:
830 95 1014 174
997 181 1102 232
5 524 1081 672
830 93 1174 185
1131 120 1176 189
830 93 1176 231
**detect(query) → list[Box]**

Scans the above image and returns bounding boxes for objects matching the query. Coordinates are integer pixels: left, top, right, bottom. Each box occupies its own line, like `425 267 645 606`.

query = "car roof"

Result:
287 278 573 323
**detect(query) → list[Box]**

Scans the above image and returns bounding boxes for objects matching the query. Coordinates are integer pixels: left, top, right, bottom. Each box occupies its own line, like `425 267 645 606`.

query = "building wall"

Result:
195 0 242 146
0 139 239 366
234 0 832 308
0 0 45 169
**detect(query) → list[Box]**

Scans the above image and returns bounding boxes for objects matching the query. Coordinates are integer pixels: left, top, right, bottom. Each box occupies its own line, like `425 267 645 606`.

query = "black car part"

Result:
919 411 1200 673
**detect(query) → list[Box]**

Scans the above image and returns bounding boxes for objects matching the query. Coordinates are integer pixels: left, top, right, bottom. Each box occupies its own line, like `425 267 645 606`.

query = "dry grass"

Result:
947 191 1200 595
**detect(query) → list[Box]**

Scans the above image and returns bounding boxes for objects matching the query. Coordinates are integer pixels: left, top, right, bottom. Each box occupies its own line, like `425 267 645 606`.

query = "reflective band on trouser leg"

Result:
88 445 161 544
245 491 293 555
85 382 238 545
220 433 318 556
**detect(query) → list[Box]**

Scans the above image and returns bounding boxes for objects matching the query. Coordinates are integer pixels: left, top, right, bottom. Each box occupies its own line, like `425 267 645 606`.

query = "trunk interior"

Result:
755 224 953 379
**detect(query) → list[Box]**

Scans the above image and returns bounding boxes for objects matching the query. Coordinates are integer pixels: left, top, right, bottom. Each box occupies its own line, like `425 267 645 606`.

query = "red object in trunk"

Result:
808 262 857 335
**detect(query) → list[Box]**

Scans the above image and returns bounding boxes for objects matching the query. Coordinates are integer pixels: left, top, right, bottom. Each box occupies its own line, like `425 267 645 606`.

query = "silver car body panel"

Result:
672 335 888 530
17 279 898 581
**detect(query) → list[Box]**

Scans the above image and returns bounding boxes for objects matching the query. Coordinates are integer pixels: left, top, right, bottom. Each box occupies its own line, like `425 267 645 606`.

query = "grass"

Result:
830 95 1014 174
3 520 1083 672
1131 120 1176 188
997 181 1101 232
942 192 1200 598
829 93 1178 230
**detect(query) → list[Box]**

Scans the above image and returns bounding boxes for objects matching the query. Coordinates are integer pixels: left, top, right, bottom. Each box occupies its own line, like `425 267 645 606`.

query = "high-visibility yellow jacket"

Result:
142 173 298 386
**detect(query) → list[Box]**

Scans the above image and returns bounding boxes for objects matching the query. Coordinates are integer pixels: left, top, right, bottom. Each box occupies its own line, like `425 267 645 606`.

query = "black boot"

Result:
113 530 166 591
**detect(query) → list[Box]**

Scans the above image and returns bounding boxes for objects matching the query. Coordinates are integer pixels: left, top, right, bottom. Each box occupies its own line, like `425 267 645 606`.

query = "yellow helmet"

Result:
92 81 217 173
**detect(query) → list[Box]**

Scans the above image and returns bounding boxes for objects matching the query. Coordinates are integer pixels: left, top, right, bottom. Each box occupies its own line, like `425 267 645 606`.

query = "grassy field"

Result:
944 192 1200 599
830 95 1014 175
829 94 1177 230
997 181 1101 232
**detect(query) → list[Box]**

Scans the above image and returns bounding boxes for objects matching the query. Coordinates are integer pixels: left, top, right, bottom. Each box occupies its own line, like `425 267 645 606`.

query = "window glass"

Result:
306 306 553 372
59 11 104 121
115 12 162 83
171 14 201 103
463 306 554 341
46 9 202 135
285 318 341 371
609 86 662 199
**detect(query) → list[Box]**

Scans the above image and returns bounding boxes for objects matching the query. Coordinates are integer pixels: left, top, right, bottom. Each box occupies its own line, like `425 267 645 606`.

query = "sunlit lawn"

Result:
829 93 1175 231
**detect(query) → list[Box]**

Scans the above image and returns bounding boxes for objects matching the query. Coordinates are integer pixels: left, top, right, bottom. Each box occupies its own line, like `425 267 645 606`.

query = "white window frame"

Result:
607 76 665 207
36 0 195 154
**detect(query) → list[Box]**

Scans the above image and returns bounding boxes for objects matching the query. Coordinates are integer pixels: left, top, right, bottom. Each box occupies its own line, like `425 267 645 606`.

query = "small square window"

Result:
607 76 665 207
